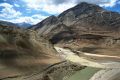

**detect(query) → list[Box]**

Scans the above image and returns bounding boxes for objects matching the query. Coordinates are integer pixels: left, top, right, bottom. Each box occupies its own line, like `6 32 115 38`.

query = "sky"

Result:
0 0 120 24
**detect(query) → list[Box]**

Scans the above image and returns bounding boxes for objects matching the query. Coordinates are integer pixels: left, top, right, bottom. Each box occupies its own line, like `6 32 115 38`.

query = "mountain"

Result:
58 2 104 26
0 20 84 80
30 15 58 35
0 20 19 27
1 2 120 80
30 2 120 55
0 20 64 79
16 22 31 28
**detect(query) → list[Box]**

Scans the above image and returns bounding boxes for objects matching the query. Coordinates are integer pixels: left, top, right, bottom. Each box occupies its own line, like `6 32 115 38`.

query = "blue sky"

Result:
0 0 120 24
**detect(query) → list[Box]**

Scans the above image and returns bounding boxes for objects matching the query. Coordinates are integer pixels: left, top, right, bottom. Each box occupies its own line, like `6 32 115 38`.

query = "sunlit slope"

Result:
0 25 61 79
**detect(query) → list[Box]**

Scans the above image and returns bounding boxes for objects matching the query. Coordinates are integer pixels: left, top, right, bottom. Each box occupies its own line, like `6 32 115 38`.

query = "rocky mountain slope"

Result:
1 2 120 80
31 2 120 55
0 20 84 80
0 22 64 79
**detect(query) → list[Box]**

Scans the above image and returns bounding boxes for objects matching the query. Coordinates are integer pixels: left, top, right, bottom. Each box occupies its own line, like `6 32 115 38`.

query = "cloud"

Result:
14 4 20 7
0 2 12 7
0 0 119 24
22 0 76 14
52 0 118 7
52 0 70 5
75 0 108 4
0 2 48 24
22 0 44 10
10 17 38 24
52 0 107 5
32 14 48 19
41 2 76 14
1 17 38 24
99 0 118 7
3 14 48 24
0 3 22 18
22 0 118 15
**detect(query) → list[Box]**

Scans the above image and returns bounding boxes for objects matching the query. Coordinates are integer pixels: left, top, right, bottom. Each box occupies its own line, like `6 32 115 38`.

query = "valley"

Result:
0 2 120 80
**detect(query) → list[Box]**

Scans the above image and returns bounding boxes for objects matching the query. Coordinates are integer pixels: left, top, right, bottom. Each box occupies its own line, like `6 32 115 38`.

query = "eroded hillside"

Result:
30 2 120 56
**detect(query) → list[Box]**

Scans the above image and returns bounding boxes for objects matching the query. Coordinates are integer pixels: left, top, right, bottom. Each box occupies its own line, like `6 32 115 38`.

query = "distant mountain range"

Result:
0 20 18 27
0 20 31 28
16 22 31 28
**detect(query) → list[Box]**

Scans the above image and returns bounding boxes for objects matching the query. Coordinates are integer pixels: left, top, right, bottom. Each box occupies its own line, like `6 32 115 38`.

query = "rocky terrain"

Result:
0 22 63 79
0 20 85 80
31 2 120 56
0 2 120 80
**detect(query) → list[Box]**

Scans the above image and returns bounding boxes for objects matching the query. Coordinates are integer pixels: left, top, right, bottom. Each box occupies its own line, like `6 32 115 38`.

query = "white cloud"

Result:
11 17 37 24
6 14 48 24
32 14 48 19
0 0 118 24
22 0 76 14
0 3 13 8
0 3 22 18
14 4 20 7
41 2 76 14
22 0 118 15
0 3 48 24
22 0 45 10
99 0 118 7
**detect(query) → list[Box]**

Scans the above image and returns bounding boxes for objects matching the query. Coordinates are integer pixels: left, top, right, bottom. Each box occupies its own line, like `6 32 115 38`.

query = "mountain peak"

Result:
58 2 103 19
43 15 57 23
75 2 103 11
77 2 93 6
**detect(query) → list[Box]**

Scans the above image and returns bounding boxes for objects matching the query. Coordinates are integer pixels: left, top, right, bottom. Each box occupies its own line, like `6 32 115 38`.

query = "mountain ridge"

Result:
16 22 31 28
0 2 120 80
30 2 120 38
30 2 120 55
